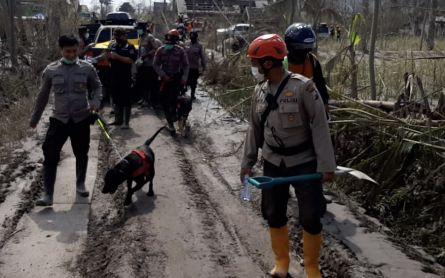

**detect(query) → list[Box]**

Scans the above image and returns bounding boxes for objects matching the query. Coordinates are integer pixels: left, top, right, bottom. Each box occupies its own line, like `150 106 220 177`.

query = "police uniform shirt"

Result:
30 59 102 126
108 42 137 79
241 72 336 173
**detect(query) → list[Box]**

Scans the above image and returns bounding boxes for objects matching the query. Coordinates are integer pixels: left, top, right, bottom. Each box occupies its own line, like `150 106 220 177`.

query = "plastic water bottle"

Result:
240 175 251 202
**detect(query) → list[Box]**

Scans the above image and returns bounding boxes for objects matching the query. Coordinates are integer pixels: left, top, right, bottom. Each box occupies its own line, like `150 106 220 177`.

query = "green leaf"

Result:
351 31 361 46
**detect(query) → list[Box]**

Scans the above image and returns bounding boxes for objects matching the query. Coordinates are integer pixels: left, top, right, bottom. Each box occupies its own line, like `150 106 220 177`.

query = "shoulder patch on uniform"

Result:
305 82 316 93
290 73 310 82
49 60 60 66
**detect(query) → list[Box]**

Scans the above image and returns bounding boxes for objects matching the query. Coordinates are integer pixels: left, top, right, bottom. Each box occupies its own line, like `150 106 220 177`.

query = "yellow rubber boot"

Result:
303 230 322 278
269 225 290 278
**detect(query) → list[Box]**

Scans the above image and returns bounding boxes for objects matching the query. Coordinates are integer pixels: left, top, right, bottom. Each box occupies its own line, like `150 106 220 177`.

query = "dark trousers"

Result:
110 77 132 124
160 78 181 125
42 117 90 195
110 77 132 107
136 66 160 106
187 68 200 98
261 160 326 234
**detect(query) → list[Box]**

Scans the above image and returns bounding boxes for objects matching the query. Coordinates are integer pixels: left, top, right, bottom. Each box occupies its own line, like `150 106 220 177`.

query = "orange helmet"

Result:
247 34 288 60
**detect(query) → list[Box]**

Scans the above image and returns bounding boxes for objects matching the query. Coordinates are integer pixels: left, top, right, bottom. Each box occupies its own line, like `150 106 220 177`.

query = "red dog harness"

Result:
131 149 150 177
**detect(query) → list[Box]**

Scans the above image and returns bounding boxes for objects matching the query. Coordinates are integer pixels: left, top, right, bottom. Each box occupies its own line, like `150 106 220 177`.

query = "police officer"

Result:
30 34 102 206
137 31 162 108
186 31 206 100
153 29 189 136
240 34 336 278
284 23 329 112
107 28 137 129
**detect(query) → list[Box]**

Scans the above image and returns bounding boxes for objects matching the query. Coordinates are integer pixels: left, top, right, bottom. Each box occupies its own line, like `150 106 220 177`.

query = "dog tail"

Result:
144 126 166 146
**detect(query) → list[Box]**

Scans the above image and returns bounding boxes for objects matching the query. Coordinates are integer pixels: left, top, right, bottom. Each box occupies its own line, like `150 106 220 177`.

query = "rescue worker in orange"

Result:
284 23 329 112
240 34 336 278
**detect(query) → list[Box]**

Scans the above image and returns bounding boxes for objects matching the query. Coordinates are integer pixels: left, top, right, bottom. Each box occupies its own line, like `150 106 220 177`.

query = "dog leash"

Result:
95 114 124 160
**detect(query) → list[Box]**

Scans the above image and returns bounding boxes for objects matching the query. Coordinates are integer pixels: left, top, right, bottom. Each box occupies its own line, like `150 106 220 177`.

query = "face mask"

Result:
165 44 175 50
251 66 264 82
85 33 89 39
61 57 78 65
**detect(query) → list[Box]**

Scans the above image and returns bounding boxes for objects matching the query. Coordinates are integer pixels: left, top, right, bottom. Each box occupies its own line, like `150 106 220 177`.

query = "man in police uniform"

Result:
240 34 336 278
30 34 102 206
107 28 137 129
153 29 189 136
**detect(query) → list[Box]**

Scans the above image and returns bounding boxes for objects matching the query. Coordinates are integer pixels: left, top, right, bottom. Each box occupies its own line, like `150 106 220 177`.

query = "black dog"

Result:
102 126 165 205
176 95 192 137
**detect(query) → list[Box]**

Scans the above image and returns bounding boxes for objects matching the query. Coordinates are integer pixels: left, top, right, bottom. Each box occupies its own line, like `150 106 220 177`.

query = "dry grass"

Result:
318 36 445 102
0 73 38 149
203 51 255 118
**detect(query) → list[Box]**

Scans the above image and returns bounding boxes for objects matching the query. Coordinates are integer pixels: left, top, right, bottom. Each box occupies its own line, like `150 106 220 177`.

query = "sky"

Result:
79 0 169 11
80 0 126 10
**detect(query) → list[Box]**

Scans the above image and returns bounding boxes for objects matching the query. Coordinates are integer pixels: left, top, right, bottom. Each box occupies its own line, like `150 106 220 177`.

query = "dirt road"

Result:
0 87 443 278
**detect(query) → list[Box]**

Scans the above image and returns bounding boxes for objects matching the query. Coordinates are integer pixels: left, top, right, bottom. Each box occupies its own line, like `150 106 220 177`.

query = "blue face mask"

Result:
61 57 79 65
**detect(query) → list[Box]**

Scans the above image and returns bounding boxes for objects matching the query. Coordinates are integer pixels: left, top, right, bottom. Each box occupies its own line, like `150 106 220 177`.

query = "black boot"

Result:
36 164 56 206
121 106 131 129
191 88 196 100
110 106 123 125
76 159 89 197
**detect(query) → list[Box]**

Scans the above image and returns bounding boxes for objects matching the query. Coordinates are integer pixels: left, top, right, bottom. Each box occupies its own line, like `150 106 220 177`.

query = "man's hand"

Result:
322 172 335 183
240 168 252 183
162 76 171 82
109 52 119 60
30 123 37 129
181 79 187 86
90 106 100 113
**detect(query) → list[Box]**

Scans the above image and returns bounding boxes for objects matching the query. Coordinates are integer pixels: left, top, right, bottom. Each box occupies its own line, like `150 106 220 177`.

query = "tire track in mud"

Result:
0 152 30 204
76 137 166 278
0 149 43 250
174 139 272 276
0 171 42 249
174 145 240 276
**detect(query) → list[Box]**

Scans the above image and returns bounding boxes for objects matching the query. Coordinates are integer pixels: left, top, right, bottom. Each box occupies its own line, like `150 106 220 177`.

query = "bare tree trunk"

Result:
5 0 18 69
426 0 438 50
349 46 358 99
419 9 428 50
289 0 295 25
369 0 380 100
47 0 62 56
359 0 369 53
409 0 421 35
16 2 28 48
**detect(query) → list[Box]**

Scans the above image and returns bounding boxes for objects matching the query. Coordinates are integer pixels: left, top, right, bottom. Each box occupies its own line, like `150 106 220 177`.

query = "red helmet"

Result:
247 34 288 60
167 29 180 38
